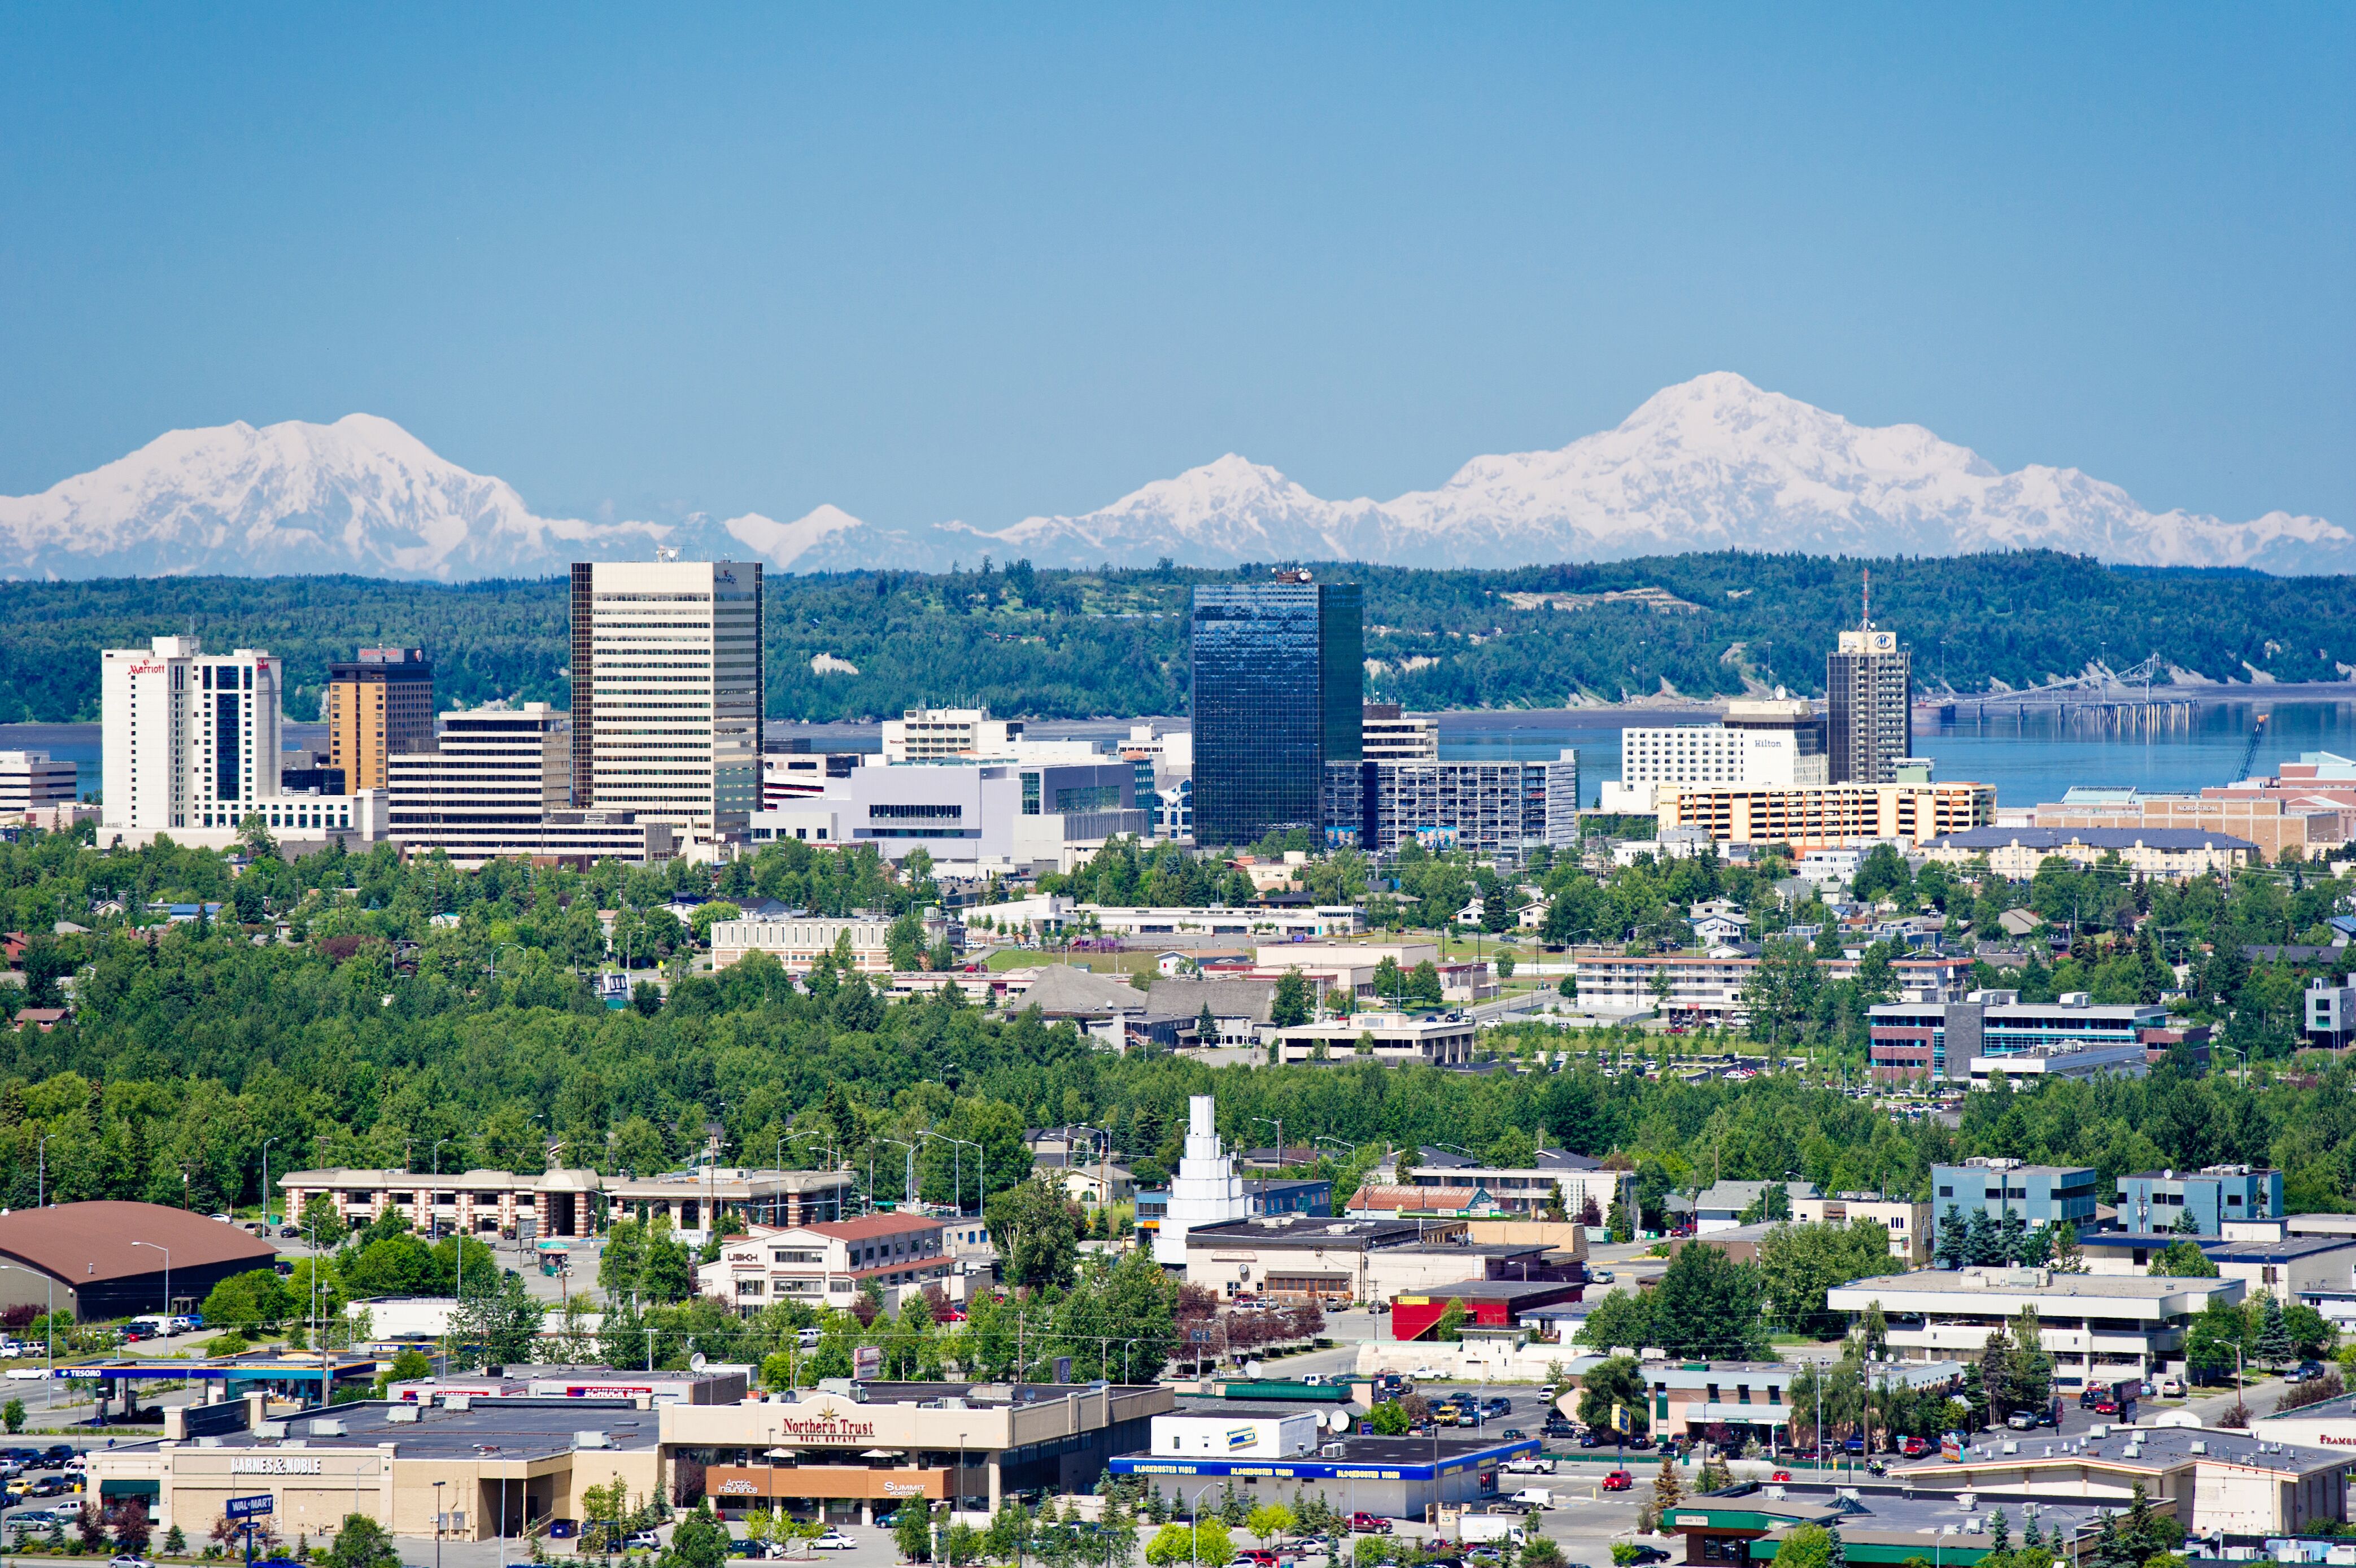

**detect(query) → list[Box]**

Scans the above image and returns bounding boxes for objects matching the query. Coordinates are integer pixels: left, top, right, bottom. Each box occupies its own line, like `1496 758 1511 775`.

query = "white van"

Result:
1509 1488 1558 1510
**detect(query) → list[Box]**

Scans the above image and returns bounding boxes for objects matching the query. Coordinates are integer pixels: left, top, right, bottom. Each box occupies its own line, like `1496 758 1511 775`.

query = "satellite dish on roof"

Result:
691 1353 708 1372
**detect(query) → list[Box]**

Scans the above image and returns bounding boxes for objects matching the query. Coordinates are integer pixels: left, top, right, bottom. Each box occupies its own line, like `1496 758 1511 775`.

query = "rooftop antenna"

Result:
1861 567 1871 634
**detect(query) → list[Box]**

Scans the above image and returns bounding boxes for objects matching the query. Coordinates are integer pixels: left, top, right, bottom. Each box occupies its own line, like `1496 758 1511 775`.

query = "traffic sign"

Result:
225 1496 275 1519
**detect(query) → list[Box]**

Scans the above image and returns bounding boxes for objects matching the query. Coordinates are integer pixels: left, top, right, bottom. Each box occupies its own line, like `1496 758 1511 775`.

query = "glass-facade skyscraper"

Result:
1189 573 1362 847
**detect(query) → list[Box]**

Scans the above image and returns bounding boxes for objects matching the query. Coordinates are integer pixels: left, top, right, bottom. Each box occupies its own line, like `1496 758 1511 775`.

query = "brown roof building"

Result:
0 1202 279 1320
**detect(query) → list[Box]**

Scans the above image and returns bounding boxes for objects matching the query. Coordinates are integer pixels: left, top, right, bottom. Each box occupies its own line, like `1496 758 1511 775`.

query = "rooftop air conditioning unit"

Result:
2190 1442 2207 1455
1322 1443 1346 1458
577 1432 610 1449
1959 1493 1977 1511
309 1421 346 1437
255 1422 287 1439
386 1407 421 1425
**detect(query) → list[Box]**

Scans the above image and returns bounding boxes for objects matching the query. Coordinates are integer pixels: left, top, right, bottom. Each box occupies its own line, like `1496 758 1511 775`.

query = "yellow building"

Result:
326 648 434 793
1655 779 1993 849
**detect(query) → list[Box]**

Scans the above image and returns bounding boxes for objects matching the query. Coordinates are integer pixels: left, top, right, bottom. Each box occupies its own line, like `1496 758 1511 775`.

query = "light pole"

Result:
261 1136 278 1228
130 1241 171 1324
36 1134 50 1208
879 1139 919 1209
434 1479 447 1568
1188 1483 1219 1568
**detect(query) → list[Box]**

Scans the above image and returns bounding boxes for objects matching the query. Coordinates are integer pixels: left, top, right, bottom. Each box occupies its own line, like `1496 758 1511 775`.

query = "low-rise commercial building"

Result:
1894 1423 2351 1537
1390 1279 1582 1341
1788 1194 1932 1264
1930 1160 2099 1231
2115 1164 2284 1237
748 759 1147 876
1110 1431 1535 1522
0 1202 279 1320
1665 1481 2130 1568
1179 1215 1585 1305
1694 1181 1821 1234
1826 1266 2242 1386
1873 994 2174 1085
697 1213 951 1314
709 915 903 974
670 1381 1171 1521
1966 1040 2150 1088
1271 1011 1477 1067
280 1166 853 1245
89 1394 662 1544
1397 1147 1637 1228
2072 1233 2356 1298
1918 826 2258 881
1555 1356 1963 1451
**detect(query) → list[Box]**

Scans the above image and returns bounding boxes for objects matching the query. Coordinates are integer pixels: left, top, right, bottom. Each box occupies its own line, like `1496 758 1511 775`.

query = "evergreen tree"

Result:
1998 1209 2027 1264
2256 1295 2296 1368
1986 1512 2010 1554
1936 1206 1970 1269
2023 1515 2044 1550
1826 1528 1847 1568
1966 1210 2003 1266
1978 1329 2015 1425
1960 1362 1988 1431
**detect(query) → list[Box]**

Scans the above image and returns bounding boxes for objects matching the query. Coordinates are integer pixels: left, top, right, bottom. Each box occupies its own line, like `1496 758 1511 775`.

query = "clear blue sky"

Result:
2 6 2349 535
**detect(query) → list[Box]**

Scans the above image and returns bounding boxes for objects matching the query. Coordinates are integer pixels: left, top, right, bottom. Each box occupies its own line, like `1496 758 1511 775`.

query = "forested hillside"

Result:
1 552 2349 723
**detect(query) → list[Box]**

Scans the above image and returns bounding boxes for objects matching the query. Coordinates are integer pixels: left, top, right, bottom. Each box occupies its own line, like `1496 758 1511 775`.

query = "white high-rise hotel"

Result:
102 636 286 832
569 558 764 832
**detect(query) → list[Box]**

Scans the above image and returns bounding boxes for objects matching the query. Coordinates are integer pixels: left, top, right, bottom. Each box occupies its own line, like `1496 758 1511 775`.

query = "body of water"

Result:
1439 700 2356 808
13 702 2351 811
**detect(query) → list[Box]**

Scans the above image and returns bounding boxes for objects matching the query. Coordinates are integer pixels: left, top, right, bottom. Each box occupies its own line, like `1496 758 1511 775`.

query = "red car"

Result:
1901 1437 1930 1458
1240 1554 1281 1567
1603 1470 1634 1492
1351 1514 1392 1535
2093 1398 2119 1416
1770 1471 1792 1483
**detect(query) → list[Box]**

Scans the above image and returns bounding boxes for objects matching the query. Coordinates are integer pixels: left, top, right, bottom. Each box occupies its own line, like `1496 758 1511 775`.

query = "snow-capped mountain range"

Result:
2 373 2342 579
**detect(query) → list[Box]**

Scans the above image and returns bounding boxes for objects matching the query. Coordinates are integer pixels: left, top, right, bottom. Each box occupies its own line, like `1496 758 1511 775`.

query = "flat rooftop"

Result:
1673 1480 2131 1541
119 1399 658 1461
1896 1424 2348 1479
1829 1266 2235 1300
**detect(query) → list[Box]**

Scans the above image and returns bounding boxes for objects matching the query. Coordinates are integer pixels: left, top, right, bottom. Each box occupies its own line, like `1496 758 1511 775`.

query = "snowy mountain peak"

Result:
0 378 2340 580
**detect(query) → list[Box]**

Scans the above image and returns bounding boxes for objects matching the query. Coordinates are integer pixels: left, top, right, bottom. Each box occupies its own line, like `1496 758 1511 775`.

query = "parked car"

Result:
1542 1418 1576 1438
277 1225 299 1239
2297 1361 2329 1383
2007 1411 2037 1430
622 1531 662 1550
1602 1470 1634 1492
1617 1548 1670 1565
1410 1366 1444 1380
1576 1430 1606 1449
1900 1436 1931 1458
810 1532 856 1552
2156 1375 2186 1397
1350 1514 1392 1534
1504 1457 1552 1475
1770 1471 1792 1483
2093 1397 2119 1416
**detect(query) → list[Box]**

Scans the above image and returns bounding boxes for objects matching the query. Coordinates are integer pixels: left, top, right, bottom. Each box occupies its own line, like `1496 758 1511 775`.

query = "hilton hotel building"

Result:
570 558 764 835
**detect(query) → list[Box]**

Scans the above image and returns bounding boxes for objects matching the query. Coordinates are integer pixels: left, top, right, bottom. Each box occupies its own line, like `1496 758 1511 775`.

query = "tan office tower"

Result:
1826 581 1911 785
326 648 434 792
569 557 763 831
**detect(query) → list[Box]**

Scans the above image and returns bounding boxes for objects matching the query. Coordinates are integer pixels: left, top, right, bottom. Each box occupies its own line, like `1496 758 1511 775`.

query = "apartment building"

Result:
696 1213 952 1314
1919 825 2258 881
1574 949 1971 1026
1656 779 1994 850
278 1165 854 1245
1341 754 1580 861
882 706 1024 762
1360 702 1439 761
325 647 434 792
569 558 763 832
2034 793 2336 861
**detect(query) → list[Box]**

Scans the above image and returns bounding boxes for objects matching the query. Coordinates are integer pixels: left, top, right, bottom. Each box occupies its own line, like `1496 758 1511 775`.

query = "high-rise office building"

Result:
1826 582 1911 785
1188 571 1362 847
388 702 571 831
102 636 283 831
569 558 763 831
326 648 435 793
1361 702 1439 761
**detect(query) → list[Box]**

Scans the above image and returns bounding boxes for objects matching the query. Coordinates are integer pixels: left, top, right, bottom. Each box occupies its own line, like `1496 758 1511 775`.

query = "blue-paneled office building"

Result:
1931 1158 2099 1229
2114 1164 2283 1236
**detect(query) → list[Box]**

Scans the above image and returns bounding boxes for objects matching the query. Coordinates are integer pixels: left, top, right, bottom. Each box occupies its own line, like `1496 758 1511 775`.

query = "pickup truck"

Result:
1350 1514 1392 1535
1505 1457 1554 1475
1460 1516 1523 1545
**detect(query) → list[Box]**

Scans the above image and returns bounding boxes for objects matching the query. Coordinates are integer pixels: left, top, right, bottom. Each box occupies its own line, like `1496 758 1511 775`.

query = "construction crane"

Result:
2235 711 2270 783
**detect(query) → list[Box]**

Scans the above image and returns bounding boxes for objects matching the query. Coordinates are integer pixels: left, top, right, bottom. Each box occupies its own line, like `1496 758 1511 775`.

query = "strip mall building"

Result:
92 1381 1171 1540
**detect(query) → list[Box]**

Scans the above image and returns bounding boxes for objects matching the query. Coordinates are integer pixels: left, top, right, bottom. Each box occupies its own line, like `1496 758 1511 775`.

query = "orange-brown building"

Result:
326 647 434 792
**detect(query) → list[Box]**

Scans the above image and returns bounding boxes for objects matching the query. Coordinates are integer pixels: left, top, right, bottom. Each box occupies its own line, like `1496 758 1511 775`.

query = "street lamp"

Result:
130 1241 171 1323
261 1136 278 1229
434 1479 448 1568
879 1138 919 1209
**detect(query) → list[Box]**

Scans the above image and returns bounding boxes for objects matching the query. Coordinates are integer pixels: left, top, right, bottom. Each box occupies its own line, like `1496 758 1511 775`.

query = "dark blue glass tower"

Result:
1189 574 1362 847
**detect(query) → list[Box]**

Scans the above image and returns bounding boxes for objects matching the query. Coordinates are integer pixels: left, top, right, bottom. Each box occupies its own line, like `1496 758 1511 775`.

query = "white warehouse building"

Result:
750 759 1148 876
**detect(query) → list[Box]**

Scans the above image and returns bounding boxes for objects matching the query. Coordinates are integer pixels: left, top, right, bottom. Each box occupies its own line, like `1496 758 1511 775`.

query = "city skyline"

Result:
2 8 2349 557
